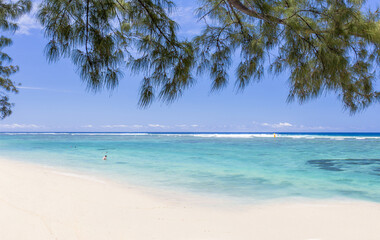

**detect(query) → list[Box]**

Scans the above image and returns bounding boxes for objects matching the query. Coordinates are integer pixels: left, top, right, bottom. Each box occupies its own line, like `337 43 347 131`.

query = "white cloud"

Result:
101 124 170 130
253 121 335 131
18 86 45 90
16 3 42 35
101 124 144 129
260 122 293 128
298 125 328 130
175 124 199 128
170 6 203 37
148 124 167 128
102 124 129 128
18 86 75 93
170 6 195 20
82 125 93 128
0 124 41 129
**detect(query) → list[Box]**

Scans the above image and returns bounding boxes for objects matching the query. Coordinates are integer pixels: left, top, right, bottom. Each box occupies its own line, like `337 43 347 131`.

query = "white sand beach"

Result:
0 158 379 240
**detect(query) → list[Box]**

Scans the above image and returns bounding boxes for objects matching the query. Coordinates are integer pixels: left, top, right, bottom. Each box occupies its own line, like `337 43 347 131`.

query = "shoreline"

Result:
3 156 373 207
1 158 380 239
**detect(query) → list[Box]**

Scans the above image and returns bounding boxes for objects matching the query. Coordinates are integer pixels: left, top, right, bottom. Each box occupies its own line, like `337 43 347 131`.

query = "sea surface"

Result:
0 132 380 202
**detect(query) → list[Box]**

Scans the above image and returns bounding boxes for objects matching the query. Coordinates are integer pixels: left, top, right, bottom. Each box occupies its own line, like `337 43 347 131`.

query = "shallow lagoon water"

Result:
0 132 379 202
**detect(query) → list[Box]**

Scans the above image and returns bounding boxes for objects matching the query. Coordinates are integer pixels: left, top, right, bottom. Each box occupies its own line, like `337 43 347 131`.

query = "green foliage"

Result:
0 0 31 119
196 0 380 113
37 0 380 112
37 0 194 107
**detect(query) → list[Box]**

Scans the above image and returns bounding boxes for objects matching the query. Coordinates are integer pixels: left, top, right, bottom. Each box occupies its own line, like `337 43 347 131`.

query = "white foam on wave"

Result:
270 135 380 140
354 137 380 140
2 132 71 135
70 133 149 136
193 134 274 138
313 136 380 140
2 132 380 140
286 135 316 139
186 134 380 140
332 137 345 141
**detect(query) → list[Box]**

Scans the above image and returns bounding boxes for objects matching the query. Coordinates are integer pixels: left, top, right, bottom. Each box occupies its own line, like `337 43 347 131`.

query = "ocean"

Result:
0 132 379 202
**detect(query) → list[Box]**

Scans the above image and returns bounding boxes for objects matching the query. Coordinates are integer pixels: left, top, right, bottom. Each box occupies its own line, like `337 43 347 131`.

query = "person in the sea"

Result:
103 155 107 160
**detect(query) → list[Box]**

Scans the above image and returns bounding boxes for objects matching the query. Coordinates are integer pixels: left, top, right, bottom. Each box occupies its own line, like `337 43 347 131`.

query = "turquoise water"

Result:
0 132 380 202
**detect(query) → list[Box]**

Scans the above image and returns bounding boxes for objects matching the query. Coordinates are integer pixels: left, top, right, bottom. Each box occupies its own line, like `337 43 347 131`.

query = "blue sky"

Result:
0 0 380 132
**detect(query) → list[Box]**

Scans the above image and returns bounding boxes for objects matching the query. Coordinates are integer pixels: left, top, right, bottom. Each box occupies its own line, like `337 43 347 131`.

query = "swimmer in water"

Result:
103 155 107 160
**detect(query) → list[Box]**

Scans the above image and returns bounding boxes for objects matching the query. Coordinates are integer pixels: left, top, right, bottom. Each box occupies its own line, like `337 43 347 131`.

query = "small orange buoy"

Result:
274 133 276 138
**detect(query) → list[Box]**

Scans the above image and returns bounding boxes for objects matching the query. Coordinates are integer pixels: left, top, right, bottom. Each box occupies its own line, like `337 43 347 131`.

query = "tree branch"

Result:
226 0 285 24
86 0 89 54
136 0 176 47
225 0 376 41
198 0 226 21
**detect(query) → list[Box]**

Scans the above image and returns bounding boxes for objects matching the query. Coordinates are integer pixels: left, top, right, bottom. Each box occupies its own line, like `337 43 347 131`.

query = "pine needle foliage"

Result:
196 0 380 113
0 0 31 119
37 0 194 107
37 0 380 112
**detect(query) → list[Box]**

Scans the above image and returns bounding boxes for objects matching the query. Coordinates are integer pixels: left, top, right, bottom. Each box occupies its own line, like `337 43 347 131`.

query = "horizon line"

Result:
1 131 380 134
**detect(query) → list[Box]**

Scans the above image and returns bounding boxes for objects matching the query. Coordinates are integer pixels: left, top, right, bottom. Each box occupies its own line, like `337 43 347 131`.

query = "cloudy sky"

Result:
1 0 380 132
